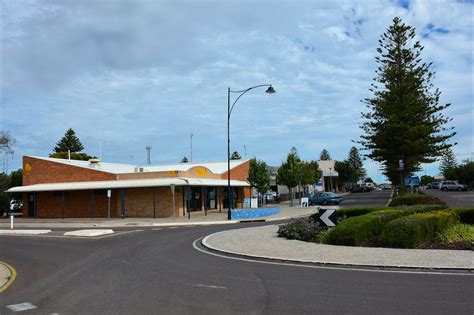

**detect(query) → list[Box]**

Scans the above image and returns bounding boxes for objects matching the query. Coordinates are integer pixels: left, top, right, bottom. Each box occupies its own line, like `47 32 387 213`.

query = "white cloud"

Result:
0 0 472 180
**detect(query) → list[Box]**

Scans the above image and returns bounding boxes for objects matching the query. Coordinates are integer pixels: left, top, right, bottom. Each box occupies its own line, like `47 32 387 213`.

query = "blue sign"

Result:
404 176 420 186
243 198 251 208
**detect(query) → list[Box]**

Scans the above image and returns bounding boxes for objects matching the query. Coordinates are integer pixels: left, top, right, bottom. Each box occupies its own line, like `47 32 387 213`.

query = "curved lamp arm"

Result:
228 84 274 118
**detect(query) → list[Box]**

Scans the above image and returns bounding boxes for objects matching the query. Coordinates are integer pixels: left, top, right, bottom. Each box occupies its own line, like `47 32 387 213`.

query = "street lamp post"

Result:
227 84 276 220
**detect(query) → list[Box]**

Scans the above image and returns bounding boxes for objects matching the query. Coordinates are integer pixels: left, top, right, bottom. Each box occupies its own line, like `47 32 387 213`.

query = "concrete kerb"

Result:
0 261 17 293
200 226 474 272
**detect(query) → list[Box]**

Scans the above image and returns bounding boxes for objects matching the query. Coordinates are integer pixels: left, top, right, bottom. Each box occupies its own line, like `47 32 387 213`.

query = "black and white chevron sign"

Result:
318 208 337 227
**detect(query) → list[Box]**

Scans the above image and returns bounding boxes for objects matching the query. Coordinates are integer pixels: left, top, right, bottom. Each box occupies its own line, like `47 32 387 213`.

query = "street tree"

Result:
319 149 331 161
247 158 270 205
0 130 16 173
439 148 457 179
230 151 241 160
54 128 85 153
277 151 302 207
300 160 320 196
359 17 455 188
181 156 189 163
420 175 434 186
347 147 366 181
334 160 354 191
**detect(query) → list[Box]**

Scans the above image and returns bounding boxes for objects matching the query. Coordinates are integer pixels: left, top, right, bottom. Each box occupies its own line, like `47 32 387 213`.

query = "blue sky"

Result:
1 0 473 183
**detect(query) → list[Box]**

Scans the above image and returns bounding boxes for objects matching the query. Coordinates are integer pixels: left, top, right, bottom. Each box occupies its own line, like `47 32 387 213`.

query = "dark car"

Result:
350 184 370 193
309 192 343 205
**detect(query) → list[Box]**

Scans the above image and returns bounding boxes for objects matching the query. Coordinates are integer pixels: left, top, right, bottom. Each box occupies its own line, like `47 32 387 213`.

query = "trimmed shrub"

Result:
277 218 327 242
310 207 386 222
325 210 409 246
454 208 474 225
389 193 446 207
379 211 458 248
395 204 449 212
436 224 474 243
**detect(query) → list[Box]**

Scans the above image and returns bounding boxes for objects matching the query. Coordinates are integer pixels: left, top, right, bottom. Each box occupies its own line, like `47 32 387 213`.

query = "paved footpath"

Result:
203 225 474 270
0 202 317 229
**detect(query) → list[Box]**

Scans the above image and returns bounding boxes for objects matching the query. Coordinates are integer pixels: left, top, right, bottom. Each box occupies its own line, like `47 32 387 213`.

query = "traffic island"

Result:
0 261 16 293
201 225 474 271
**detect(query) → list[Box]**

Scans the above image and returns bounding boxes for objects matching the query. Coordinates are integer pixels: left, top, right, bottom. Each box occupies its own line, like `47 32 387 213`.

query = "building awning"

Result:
6 177 250 193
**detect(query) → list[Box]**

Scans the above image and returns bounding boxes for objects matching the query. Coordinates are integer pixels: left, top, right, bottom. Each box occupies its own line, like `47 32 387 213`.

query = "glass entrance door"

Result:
187 187 201 212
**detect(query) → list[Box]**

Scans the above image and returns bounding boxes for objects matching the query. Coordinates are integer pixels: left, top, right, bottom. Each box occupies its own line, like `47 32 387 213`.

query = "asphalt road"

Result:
422 189 474 207
340 189 392 208
1 221 472 314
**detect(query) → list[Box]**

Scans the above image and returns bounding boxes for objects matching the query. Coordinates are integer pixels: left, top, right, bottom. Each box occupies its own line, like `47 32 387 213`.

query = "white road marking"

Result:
6 302 37 312
152 228 162 231
192 237 472 276
63 229 114 237
192 283 227 289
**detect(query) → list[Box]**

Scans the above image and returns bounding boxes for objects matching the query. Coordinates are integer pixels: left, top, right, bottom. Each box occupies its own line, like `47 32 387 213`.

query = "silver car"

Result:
439 180 467 191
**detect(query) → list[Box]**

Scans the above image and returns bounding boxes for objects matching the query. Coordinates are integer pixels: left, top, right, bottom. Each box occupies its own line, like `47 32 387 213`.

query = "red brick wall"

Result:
27 190 119 218
220 160 250 181
23 156 116 185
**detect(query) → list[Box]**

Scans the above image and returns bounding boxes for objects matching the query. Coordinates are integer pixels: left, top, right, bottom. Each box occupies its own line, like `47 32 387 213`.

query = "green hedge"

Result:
310 207 386 222
394 204 449 212
454 208 474 225
389 193 446 207
325 210 409 246
379 211 458 248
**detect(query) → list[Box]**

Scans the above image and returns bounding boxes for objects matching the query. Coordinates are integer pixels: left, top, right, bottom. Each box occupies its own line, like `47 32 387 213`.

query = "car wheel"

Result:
442 187 448 191
457 187 462 191
322 200 328 205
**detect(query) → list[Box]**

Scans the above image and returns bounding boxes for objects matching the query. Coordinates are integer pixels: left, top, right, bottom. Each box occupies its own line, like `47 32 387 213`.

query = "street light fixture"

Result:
227 84 276 220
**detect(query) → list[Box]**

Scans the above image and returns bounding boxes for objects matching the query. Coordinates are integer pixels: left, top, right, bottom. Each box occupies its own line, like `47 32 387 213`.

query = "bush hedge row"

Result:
324 210 409 246
310 207 386 222
388 193 446 207
453 208 474 225
379 211 458 248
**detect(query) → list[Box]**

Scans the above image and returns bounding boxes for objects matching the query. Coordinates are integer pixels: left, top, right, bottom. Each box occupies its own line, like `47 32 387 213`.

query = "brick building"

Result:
8 156 251 218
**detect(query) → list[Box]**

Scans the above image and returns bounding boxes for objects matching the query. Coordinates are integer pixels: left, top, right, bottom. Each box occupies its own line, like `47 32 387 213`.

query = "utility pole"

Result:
190 133 193 162
244 145 247 159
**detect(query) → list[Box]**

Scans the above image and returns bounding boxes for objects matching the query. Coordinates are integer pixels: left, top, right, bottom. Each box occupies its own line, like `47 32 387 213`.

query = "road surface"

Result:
1 221 472 314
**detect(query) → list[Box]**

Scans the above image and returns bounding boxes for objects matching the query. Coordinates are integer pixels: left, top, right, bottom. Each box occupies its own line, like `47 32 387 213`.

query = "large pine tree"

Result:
439 148 457 178
319 149 331 161
54 128 84 153
360 17 455 185
347 147 366 182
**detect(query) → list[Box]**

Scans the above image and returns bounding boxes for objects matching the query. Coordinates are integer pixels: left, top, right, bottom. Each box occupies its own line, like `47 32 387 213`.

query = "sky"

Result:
1 0 473 183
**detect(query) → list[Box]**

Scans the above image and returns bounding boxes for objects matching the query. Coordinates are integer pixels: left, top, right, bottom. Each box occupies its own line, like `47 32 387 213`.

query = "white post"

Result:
10 214 14 230
107 189 111 219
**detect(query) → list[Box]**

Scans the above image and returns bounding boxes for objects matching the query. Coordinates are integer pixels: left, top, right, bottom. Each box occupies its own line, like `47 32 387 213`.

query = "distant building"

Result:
268 160 340 197
8 156 251 218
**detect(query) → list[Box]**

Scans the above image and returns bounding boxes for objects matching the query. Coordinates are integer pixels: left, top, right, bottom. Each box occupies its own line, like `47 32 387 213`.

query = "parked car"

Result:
309 192 343 205
350 184 370 193
439 180 468 191
379 183 392 190
427 182 441 189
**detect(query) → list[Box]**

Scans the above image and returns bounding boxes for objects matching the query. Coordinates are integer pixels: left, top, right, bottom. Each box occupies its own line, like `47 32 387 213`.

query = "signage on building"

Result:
315 179 323 192
107 190 111 198
243 198 251 208
196 167 207 177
